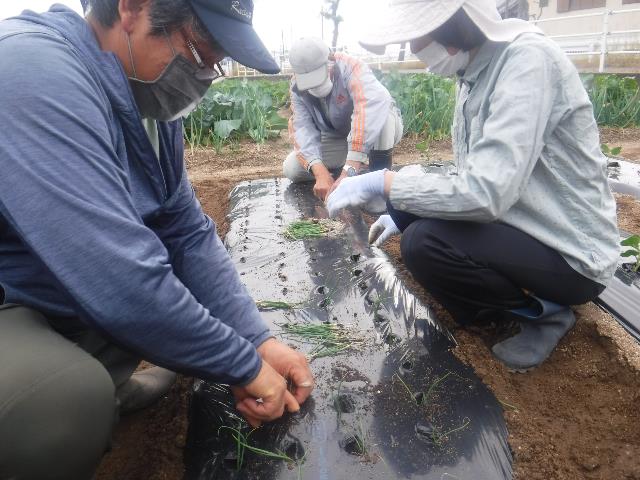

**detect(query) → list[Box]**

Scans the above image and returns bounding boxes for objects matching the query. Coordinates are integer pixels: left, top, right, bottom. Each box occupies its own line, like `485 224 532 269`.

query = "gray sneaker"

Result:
116 367 177 415
491 308 576 372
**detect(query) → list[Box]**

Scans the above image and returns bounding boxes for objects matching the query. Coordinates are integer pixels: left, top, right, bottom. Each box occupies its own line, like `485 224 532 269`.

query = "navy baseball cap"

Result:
189 0 280 74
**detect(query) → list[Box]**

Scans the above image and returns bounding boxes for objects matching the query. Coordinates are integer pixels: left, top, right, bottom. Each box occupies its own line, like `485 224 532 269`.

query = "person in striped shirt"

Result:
284 37 403 204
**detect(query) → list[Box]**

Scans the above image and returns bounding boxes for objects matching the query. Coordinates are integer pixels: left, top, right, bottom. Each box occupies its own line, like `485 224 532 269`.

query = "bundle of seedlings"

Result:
283 219 344 241
284 220 328 240
279 322 365 360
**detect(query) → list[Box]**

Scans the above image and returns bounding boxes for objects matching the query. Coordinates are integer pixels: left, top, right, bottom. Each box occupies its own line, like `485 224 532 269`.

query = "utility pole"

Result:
321 0 343 51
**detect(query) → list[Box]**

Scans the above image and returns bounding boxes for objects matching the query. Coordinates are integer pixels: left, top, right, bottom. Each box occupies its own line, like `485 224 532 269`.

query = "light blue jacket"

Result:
390 34 619 286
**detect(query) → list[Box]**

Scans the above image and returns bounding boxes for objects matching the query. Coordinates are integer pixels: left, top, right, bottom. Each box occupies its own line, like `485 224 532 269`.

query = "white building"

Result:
532 0 640 72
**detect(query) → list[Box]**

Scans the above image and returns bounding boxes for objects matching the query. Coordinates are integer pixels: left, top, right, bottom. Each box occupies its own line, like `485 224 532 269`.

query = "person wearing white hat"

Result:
283 37 403 203
327 0 619 371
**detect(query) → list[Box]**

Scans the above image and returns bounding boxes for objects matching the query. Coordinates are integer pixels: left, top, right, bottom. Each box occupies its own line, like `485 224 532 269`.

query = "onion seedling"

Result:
218 426 306 478
279 323 364 360
255 300 298 311
284 220 328 241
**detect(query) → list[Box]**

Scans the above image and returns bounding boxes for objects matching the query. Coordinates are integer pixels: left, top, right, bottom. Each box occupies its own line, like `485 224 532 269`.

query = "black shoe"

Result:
116 367 177 415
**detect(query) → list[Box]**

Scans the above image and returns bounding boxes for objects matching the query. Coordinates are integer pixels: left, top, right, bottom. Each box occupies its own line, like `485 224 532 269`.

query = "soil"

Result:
97 129 640 480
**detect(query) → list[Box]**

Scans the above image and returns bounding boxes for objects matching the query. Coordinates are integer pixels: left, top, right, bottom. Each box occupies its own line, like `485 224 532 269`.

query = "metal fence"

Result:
532 7 640 73
231 7 640 77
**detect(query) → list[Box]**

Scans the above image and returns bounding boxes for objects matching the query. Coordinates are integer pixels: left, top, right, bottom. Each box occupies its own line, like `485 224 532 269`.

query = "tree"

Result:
321 0 343 51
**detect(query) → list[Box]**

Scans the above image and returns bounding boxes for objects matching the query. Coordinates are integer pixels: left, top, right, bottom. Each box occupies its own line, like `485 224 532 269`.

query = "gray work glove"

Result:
368 215 400 247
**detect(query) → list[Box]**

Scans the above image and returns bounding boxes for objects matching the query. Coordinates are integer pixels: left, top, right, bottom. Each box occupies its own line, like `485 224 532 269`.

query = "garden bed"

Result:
97 132 640 480
183 179 511 479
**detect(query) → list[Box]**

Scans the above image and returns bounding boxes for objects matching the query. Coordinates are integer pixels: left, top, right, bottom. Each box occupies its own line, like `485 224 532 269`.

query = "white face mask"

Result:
308 76 333 98
415 41 470 77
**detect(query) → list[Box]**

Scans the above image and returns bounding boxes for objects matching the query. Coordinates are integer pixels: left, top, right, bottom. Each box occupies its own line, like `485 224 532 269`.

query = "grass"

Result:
284 220 328 241
352 418 370 456
392 370 455 406
218 425 306 478
279 322 364 360
423 372 453 405
430 418 471 448
393 373 417 404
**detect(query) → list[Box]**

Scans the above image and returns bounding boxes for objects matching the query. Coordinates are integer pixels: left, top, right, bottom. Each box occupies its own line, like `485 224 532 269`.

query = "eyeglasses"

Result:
184 37 226 82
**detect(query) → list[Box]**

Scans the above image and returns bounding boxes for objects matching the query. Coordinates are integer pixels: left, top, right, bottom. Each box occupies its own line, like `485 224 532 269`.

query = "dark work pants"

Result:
389 205 606 325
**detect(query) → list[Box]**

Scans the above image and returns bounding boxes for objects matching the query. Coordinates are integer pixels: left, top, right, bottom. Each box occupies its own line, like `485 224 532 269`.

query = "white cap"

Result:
359 0 542 54
289 37 330 91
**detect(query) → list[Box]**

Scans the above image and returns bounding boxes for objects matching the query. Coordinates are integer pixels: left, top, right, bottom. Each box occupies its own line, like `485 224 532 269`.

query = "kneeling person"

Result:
284 37 403 202
328 0 620 372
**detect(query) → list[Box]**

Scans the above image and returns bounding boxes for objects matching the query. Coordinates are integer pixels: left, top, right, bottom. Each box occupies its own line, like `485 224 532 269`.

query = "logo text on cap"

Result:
231 1 253 20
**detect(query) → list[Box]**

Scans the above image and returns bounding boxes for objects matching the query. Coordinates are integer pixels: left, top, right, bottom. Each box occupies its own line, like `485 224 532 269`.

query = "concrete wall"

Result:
533 0 640 72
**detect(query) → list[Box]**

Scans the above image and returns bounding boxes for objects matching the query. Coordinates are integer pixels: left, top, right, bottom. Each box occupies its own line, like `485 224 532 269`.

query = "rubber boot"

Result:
368 148 393 172
491 297 576 372
365 148 394 214
116 366 177 415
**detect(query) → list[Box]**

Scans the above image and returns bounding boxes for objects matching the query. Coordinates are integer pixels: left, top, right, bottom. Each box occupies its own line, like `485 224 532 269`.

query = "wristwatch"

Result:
343 165 357 177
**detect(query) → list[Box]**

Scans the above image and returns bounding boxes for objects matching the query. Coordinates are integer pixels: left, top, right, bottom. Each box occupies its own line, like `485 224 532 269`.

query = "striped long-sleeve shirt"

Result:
288 53 395 171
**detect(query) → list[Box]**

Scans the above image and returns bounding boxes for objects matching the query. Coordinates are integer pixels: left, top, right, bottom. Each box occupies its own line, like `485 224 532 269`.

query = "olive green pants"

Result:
0 304 140 480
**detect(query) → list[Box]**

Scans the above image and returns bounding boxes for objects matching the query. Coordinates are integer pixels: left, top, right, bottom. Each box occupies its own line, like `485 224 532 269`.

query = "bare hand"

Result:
313 174 334 201
231 361 299 428
257 338 314 404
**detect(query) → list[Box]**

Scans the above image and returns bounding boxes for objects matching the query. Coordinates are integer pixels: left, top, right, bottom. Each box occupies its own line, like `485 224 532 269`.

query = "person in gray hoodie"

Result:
0 1 312 478
327 0 619 372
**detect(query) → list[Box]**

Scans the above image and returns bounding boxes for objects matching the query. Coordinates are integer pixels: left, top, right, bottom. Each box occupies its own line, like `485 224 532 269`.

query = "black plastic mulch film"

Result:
185 179 512 480
599 159 640 341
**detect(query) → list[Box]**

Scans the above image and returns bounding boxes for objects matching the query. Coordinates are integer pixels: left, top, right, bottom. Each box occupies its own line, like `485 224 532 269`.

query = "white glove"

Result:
368 215 400 247
326 170 386 218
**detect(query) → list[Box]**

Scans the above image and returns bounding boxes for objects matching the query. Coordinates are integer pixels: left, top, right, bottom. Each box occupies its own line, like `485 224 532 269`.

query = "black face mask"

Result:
127 34 213 122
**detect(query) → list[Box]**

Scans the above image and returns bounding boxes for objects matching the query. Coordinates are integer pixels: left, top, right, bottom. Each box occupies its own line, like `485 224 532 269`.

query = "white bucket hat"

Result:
360 0 542 54
289 37 331 91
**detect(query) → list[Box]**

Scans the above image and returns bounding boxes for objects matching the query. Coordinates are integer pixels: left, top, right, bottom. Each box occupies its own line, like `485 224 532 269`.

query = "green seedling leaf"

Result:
621 235 640 248
621 250 638 257
610 146 622 156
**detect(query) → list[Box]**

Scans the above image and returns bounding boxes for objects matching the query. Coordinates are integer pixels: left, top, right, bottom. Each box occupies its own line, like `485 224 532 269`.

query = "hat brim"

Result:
191 4 280 74
294 64 328 91
462 2 543 43
359 0 466 54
